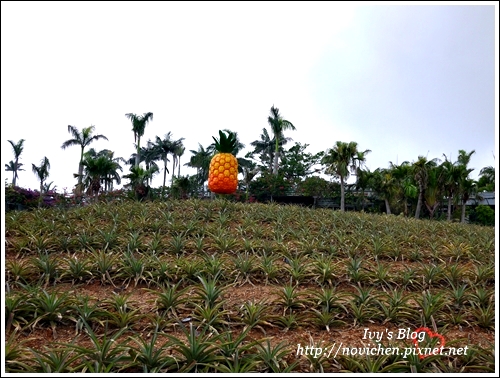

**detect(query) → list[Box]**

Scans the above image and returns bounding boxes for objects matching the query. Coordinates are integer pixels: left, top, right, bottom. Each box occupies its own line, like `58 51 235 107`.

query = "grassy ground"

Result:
4 198 496 373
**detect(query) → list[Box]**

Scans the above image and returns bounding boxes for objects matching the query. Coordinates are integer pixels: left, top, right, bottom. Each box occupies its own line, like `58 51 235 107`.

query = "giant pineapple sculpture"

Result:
208 130 238 194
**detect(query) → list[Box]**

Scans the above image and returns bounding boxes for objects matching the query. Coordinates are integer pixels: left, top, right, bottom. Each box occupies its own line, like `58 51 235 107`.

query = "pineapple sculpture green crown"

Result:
213 130 237 154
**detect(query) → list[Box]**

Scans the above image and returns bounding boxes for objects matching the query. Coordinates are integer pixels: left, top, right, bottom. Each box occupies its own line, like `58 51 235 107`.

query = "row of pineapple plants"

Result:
5 283 495 372
6 271 494 330
4 199 495 269
6 262 495 327
5 198 495 373
6 243 494 286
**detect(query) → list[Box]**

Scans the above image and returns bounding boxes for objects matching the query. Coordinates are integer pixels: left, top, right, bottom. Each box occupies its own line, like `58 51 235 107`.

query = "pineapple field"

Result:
4 198 496 373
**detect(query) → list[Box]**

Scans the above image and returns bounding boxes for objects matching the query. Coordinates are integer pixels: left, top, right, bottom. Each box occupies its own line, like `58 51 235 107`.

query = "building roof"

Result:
465 191 495 206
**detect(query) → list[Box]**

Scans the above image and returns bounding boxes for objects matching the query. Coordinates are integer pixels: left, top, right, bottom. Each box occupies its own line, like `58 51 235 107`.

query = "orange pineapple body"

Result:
208 152 238 194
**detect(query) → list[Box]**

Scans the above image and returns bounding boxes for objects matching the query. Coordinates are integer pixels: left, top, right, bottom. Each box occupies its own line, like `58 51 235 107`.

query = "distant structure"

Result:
465 192 495 209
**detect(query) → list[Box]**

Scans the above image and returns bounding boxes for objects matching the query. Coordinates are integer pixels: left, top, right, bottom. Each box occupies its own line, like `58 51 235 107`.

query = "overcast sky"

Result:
1 2 498 194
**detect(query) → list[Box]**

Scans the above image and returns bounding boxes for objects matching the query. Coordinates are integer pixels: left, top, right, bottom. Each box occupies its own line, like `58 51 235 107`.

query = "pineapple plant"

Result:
208 130 238 194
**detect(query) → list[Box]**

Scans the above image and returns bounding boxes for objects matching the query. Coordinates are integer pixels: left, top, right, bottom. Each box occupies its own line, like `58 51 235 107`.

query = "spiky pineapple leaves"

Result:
212 130 237 154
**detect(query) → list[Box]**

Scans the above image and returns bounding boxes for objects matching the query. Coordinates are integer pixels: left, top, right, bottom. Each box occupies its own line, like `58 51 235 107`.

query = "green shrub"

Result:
470 205 495 226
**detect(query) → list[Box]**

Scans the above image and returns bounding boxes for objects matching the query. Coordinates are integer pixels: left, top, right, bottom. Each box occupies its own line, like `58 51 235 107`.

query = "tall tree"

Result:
82 155 106 199
412 156 439 219
152 133 176 199
127 142 159 186
43 181 57 193
143 141 160 186
185 143 213 192
456 149 475 168
125 112 154 167
477 165 495 192
170 138 186 185
350 148 371 208
176 145 186 177
355 167 373 212
423 166 443 219
98 149 125 192
250 128 276 173
371 168 397 215
389 161 417 217
456 149 476 223
32 157 50 207
5 161 24 186
7 139 25 187
241 160 259 201
123 165 158 201
459 177 476 223
321 141 366 211
81 149 123 196
440 154 462 221
61 125 108 196
352 149 372 172
171 175 191 199
267 106 296 175
279 143 324 182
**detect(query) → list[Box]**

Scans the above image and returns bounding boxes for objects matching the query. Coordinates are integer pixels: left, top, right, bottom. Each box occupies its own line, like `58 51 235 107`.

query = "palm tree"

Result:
32 157 50 207
412 155 439 219
81 155 104 199
477 165 495 192
152 133 174 199
457 149 475 168
185 143 213 193
61 125 108 196
123 165 158 201
5 161 24 186
171 175 191 199
267 106 296 175
7 139 25 187
440 154 462 221
81 150 124 200
389 161 417 217
100 150 124 192
241 160 259 201
84 148 124 192
150 133 183 199
352 149 372 172
350 148 371 209
423 166 443 219
143 141 161 186
459 177 476 223
321 141 363 211
250 127 293 174
456 149 476 223
371 168 397 215
479 165 494 183
170 138 186 186
176 145 186 177
354 167 373 211
125 112 154 167
43 181 57 193
128 142 160 185
250 128 275 173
